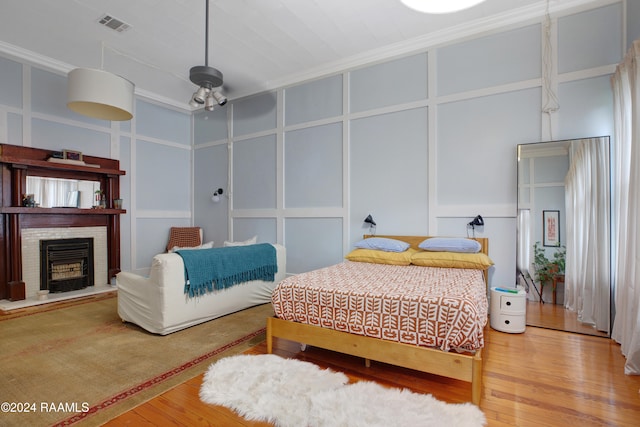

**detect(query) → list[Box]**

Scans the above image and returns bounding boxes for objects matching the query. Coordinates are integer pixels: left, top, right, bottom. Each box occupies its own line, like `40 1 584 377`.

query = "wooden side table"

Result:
490 287 526 333
539 274 564 304
551 274 564 305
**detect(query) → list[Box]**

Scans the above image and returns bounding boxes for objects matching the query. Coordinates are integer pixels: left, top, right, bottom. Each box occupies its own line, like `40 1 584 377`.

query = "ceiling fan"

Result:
189 0 227 110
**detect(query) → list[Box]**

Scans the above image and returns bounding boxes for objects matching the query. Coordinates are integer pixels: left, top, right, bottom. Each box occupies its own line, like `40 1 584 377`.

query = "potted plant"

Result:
532 241 566 286
94 189 105 209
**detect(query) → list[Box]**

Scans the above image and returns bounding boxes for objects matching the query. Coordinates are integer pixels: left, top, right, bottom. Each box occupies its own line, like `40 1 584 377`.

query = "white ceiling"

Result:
0 0 602 110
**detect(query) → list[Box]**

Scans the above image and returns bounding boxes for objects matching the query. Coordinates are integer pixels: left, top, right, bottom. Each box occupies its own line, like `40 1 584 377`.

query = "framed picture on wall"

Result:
543 210 560 247
63 149 83 161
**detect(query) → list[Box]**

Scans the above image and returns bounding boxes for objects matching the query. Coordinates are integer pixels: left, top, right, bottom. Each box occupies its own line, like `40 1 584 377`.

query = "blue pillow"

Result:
418 237 481 253
354 237 410 253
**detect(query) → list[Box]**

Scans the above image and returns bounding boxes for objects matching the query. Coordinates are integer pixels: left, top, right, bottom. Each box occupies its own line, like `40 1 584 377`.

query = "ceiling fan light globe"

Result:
193 86 208 104
213 91 227 106
204 93 215 111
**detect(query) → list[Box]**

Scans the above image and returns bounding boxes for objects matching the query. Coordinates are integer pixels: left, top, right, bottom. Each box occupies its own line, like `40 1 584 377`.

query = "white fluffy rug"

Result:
200 354 486 427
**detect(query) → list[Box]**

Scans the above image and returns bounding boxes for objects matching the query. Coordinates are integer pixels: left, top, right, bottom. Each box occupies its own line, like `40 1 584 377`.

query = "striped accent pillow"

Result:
166 227 202 252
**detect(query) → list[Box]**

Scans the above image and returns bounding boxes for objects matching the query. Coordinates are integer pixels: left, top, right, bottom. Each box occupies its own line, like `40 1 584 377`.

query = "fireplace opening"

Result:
40 238 94 293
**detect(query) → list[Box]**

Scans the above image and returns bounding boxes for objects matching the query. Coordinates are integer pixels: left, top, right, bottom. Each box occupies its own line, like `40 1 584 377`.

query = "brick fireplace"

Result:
21 227 108 298
0 144 125 301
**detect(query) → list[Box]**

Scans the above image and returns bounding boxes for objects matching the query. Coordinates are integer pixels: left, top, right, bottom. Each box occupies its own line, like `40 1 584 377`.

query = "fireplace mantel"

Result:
0 144 126 301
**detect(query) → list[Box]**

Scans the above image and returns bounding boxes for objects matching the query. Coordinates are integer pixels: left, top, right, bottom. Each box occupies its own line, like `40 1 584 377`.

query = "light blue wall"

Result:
285 75 343 125
558 3 622 74
0 56 22 108
558 76 614 139
437 89 541 205
437 25 541 96
193 107 229 249
133 100 191 270
193 1 627 287
628 0 640 49
193 140 228 246
351 53 427 111
233 92 277 137
31 118 111 157
285 123 343 208
2 1 631 284
350 108 429 242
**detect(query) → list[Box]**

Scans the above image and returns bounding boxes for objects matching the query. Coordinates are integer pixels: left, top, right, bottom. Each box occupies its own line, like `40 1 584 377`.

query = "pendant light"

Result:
67 68 135 121
189 0 227 110
400 0 486 14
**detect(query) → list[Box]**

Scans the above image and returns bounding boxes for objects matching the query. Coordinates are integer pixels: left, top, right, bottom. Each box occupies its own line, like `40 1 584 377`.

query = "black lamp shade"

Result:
469 215 484 227
364 214 376 226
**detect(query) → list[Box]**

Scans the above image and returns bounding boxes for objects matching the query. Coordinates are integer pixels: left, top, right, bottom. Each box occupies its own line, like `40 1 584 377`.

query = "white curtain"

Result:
516 209 531 274
26 176 77 208
611 40 640 375
516 209 536 296
563 138 610 332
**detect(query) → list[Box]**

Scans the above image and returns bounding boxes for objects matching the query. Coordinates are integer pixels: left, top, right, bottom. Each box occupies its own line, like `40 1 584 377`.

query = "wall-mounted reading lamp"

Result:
467 215 484 237
364 214 376 235
211 188 224 203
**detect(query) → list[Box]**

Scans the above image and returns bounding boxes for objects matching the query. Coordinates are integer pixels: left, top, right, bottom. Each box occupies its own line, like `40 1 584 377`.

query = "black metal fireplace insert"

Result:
40 238 94 293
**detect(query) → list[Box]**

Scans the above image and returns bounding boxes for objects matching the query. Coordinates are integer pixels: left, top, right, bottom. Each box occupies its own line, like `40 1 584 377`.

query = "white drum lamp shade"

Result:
67 68 135 121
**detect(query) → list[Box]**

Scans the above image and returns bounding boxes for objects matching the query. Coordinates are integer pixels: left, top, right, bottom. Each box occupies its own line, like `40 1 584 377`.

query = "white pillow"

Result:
354 237 410 253
223 236 258 247
170 241 214 252
418 237 481 253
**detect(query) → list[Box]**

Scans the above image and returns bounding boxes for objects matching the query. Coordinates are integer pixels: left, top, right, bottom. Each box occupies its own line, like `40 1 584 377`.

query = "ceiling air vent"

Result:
97 14 131 33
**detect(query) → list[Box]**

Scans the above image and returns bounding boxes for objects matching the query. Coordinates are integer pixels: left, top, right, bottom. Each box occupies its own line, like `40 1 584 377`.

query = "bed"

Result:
267 235 490 405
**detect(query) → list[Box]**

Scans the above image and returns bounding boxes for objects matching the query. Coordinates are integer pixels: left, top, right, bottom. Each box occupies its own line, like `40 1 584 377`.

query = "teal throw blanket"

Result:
176 243 277 298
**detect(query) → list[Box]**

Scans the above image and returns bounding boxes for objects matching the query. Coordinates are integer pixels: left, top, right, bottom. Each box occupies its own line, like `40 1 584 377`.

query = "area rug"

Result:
0 295 273 427
200 354 487 427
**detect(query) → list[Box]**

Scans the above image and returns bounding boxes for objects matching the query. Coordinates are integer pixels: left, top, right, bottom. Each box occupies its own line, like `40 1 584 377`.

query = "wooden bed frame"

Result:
267 235 489 405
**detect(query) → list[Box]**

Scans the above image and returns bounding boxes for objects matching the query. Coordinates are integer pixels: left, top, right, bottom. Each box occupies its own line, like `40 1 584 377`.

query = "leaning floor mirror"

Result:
516 136 611 337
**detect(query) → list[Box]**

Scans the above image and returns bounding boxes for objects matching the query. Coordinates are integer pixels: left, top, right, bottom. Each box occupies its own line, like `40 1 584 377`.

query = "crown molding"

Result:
134 88 192 111
0 0 617 107
0 40 72 74
232 0 616 100
0 40 191 112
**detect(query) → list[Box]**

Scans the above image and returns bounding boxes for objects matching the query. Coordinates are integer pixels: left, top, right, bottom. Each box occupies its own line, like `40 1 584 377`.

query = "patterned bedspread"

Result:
271 261 488 352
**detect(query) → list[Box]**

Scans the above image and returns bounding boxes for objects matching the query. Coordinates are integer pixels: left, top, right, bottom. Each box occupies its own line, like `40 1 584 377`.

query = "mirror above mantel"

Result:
516 136 611 337
26 176 101 209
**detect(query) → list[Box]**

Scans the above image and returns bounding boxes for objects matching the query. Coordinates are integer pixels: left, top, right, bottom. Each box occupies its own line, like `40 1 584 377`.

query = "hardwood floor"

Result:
526 300 609 337
105 320 640 426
